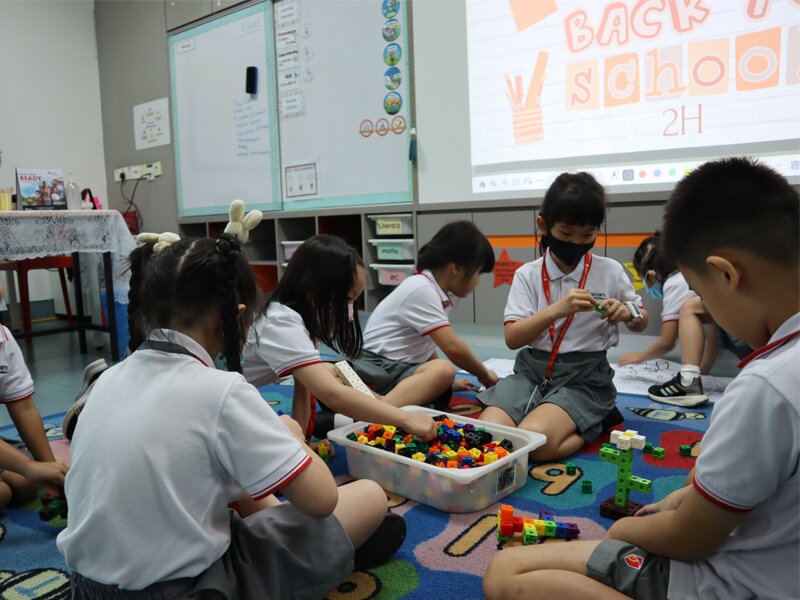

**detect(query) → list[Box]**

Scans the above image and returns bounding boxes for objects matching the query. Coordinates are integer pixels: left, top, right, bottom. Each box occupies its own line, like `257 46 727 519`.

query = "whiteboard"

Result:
272 0 413 209
169 3 281 217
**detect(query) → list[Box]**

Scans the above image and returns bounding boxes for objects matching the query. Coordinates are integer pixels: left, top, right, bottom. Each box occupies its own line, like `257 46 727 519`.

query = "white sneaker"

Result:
64 359 109 441
63 392 89 441
74 358 108 403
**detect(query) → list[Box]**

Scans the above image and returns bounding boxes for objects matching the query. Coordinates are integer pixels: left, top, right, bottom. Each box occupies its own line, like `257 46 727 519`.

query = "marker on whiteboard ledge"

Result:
408 127 417 163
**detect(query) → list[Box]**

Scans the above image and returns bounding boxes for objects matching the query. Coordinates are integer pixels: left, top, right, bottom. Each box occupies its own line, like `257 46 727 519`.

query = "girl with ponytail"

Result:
350 220 499 416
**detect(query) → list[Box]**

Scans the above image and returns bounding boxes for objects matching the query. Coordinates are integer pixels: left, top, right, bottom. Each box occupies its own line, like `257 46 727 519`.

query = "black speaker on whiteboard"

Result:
245 66 257 94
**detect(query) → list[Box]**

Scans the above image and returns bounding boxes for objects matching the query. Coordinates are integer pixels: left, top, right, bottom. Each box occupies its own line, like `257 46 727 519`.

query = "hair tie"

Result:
136 231 180 254
224 199 263 244
215 237 231 254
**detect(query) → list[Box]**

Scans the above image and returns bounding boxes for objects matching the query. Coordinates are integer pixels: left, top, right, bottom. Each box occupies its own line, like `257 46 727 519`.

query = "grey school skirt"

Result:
350 349 421 394
478 347 616 442
71 503 354 600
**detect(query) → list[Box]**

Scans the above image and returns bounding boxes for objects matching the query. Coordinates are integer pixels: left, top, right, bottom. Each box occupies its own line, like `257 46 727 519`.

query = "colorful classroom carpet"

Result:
0 382 711 599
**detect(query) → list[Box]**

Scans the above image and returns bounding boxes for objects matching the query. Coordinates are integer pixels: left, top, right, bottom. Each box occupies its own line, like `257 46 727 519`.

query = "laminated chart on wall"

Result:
466 0 800 195
169 3 281 216
273 0 413 209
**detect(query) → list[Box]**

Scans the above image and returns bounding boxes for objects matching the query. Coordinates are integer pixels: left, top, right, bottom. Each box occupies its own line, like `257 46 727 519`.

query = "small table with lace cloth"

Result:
0 210 136 361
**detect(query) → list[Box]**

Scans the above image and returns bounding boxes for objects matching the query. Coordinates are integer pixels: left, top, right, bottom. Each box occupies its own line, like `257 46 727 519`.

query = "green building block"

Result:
581 480 593 494
566 462 577 475
653 446 665 459
679 444 692 457
643 441 653 453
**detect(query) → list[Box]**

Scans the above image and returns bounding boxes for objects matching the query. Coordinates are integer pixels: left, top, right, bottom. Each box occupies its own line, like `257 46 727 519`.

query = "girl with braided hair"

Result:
58 223 404 598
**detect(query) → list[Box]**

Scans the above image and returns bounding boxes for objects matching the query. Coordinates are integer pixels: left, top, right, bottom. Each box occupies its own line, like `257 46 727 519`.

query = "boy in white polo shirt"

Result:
483 157 799 600
0 288 67 509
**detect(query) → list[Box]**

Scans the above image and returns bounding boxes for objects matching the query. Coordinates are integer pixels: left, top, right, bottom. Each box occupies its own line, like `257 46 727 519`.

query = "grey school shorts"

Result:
587 539 670 600
71 503 354 600
478 347 616 442
350 349 421 394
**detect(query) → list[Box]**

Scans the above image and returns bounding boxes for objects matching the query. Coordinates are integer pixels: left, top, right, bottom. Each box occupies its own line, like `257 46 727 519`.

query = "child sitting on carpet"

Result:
478 172 648 461
242 234 438 442
350 221 498 411
58 218 406 599
483 157 799 600
0 281 68 511
620 233 749 407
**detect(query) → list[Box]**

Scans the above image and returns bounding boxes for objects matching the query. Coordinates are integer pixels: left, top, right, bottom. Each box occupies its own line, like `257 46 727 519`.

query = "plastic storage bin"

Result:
280 240 303 260
368 238 415 261
328 406 546 513
369 263 416 286
367 213 414 236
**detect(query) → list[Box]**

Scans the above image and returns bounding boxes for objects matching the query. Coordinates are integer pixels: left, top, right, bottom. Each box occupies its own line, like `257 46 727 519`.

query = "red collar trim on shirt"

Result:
418 271 452 309
737 329 799 369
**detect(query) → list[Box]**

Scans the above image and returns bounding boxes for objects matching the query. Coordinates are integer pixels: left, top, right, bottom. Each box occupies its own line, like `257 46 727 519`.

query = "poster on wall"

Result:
134 97 171 151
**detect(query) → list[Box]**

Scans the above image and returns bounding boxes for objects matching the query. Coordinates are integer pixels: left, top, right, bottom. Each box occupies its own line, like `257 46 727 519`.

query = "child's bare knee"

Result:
354 479 389 513
431 359 456 380
484 553 529 600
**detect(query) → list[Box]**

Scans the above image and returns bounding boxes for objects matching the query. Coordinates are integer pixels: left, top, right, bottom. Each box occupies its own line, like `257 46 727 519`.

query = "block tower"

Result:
599 429 652 520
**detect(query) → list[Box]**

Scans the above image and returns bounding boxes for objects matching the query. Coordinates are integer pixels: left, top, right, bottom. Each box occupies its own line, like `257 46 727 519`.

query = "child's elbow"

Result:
504 330 523 351
303 488 338 518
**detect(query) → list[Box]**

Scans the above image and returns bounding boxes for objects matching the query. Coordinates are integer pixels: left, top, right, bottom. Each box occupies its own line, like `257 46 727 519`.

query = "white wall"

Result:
0 0 106 302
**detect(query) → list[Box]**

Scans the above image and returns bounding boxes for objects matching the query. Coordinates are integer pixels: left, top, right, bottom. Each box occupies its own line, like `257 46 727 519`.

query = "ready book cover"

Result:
16 168 66 210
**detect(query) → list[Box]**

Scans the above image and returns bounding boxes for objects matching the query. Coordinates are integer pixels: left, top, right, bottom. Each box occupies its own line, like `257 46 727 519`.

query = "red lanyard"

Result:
540 251 593 385
737 329 799 369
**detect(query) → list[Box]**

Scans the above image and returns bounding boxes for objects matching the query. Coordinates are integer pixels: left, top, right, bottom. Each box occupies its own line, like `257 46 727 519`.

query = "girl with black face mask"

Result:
478 172 649 461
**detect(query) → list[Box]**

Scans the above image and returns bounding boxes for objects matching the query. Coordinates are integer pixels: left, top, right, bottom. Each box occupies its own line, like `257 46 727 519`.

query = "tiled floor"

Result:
1 321 107 428
1 318 741 428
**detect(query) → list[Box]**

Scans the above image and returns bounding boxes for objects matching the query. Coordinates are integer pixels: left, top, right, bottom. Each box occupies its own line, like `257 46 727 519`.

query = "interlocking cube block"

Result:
566 462 577 475
611 429 646 450
679 444 692 457
643 441 653 453
653 447 665 459
581 480 593 494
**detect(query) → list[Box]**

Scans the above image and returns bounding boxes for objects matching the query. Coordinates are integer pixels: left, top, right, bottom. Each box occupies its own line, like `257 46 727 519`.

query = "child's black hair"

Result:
632 232 675 280
261 234 363 358
127 234 258 373
417 221 495 277
539 172 607 250
662 157 799 273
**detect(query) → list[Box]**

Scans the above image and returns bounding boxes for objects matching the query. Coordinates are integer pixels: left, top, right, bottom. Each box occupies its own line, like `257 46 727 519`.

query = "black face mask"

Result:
545 234 594 268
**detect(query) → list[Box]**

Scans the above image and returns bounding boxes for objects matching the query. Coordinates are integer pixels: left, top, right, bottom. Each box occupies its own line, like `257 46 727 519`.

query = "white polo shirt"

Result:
668 313 799 600
57 329 310 590
363 270 452 364
0 325 34 403
504 251 641 353
242 302 322 387
660 272 695 322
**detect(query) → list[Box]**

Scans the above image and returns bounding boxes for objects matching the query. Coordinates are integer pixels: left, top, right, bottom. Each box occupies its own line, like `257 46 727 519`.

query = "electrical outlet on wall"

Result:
113 161 162 182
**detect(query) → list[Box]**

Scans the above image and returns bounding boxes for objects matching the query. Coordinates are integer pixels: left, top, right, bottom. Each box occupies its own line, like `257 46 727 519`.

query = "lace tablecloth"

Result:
0 210 136 304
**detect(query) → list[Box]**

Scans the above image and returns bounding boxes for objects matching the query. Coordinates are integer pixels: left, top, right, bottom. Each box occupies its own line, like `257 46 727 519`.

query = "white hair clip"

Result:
224 199 263 244
136 231 180 254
